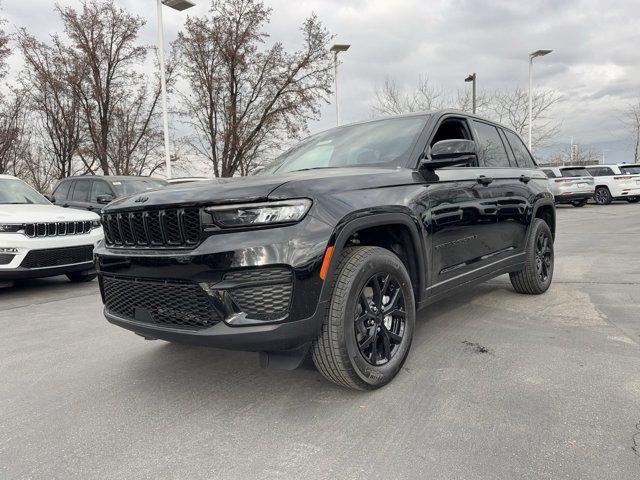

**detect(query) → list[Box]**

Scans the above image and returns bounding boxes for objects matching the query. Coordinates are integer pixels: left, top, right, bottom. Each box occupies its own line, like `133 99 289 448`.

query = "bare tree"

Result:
488 87 561 149
0 89 28 175
371 78 561 150
57 0 149 175
174 0 333 177
543 144 600 166
624 100 640 162
372 77 447 116
18 31 85 179
107 77 165 176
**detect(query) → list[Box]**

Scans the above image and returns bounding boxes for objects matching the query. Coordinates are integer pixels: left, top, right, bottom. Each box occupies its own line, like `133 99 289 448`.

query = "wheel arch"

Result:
319 212 427 304
531 200 556 239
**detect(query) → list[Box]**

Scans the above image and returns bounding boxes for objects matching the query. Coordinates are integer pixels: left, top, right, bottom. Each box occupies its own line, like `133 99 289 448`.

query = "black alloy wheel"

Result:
534 231 553 284
355 273 406 366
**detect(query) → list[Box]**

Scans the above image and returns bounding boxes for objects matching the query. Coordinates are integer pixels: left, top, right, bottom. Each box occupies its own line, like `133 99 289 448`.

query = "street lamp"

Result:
157 0 195 179
528 49 553 150
330 44 350 126
464 73 476 114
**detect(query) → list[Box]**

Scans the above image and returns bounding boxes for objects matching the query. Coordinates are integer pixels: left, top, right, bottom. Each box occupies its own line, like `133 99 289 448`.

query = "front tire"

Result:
626 197 640 203
594 186 612 205
66 271 97 283
312 246 415 390
510 219 554 295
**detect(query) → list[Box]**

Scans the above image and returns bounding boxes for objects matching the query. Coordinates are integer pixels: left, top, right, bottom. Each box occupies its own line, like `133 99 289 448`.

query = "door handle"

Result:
519 175 531 183
476 175 494 185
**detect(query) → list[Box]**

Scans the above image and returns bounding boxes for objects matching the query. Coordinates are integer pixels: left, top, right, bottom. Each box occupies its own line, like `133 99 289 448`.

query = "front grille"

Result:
24 221 92 238
224 267 293 321
102 207 202 248
102 276 222 330
0 253 15 265
20 245 94 269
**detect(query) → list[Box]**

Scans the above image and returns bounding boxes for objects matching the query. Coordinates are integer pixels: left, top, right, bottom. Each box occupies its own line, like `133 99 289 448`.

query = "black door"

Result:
418 115 531 295
67 179 94 211
468 120 531 256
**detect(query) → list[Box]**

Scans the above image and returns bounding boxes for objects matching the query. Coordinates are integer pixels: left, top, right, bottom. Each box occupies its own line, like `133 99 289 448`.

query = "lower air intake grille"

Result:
0 254 15 265
20 245 94 269
102 276 222 330
224 267 293 321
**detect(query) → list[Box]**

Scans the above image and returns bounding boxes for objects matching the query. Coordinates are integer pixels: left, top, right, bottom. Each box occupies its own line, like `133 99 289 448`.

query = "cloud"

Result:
3 0 640 162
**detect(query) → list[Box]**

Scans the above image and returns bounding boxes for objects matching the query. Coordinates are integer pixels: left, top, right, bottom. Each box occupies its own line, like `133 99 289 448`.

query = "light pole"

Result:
330 44 350 126
157 0 195 179
464 73 476 114
528 49 553 150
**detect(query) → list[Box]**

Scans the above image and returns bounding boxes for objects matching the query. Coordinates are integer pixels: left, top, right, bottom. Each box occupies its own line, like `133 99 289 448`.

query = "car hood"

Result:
103 167 419 211
0 204 100 223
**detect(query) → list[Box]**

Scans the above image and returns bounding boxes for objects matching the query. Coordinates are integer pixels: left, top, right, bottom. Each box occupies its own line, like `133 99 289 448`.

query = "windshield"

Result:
561 168 591 178
110 179 167 196
0 178 50 205
261 116 428 174
619 165 640 174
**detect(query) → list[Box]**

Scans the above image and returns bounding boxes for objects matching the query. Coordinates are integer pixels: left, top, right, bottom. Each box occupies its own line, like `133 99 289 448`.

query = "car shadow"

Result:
116 279 512 399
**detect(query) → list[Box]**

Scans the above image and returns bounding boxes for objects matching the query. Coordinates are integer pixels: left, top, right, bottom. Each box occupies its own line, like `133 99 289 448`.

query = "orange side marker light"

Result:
319 246 334 280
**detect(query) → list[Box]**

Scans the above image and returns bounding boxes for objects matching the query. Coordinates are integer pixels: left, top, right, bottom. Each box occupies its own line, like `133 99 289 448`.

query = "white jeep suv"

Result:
0 175 103 285
585 164 640 205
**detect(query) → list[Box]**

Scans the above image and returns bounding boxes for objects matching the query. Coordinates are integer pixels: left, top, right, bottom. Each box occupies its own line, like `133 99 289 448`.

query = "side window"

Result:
53 181 72 200
542 169 557 179
504 130 536 168
90 181 113 202
72 180 92 202
472 121 510 167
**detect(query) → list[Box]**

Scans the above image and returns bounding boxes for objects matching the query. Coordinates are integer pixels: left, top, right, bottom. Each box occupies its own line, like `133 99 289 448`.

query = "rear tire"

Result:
312 246 415 390
510 219 554 295
626 197 640 203
594 186 612 205
571 199 587 207
66 271 97 283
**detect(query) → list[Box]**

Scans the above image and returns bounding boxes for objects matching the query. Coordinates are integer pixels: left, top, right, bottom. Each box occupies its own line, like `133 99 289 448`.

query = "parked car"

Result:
584 164 640 205
167 177 210 185
0 175 103 285
95 111 555 390
541 166 595 207
50 176 168 212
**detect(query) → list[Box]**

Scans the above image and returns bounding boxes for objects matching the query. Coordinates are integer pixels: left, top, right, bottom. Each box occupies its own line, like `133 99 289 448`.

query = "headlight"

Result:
91 220 102 229
205 199 312 228
0 224 24 233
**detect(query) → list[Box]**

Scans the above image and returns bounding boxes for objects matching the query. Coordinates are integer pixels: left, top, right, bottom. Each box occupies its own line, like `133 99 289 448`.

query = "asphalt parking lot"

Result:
1 203 639 480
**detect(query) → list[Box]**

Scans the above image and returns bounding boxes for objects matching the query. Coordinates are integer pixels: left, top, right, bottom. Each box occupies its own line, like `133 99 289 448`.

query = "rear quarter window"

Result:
542 169 557 178
503 130 536 168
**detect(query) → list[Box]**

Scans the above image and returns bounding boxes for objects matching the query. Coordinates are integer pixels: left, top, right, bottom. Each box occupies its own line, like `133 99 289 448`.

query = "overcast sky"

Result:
3 0 640 163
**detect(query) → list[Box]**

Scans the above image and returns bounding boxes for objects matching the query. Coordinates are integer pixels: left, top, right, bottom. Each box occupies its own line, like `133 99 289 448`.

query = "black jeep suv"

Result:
95 111 555 390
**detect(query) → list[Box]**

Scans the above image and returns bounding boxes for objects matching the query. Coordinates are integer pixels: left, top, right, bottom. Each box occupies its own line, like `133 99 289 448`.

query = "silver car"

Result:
541 166 595 207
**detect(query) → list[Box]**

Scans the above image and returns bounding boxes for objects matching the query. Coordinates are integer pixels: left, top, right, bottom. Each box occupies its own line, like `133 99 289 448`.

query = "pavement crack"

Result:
633 421 640 457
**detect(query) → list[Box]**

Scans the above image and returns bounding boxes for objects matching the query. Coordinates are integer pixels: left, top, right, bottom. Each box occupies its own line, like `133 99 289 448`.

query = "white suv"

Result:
540 166 595 207
0 175 104 285
585 164 640 205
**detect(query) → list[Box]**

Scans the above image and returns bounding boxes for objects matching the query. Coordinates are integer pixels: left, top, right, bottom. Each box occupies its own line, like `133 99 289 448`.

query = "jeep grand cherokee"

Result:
95 111 556 390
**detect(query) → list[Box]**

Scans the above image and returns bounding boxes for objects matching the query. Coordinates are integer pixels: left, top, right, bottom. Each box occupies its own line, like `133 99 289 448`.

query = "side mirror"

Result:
420 139 477 170
44 194 55 203
96 194 114 205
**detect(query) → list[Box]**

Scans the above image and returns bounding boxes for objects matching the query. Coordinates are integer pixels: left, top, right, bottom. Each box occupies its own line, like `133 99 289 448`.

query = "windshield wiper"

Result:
290 167 335 172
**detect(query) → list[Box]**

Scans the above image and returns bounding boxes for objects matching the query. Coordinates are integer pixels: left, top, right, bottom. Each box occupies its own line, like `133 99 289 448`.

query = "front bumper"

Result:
0 229 103 280
95 215 333 351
